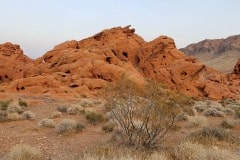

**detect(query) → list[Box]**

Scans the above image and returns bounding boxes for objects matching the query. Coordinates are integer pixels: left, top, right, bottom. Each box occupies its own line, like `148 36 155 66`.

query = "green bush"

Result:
102 123 114 133
86 112 104 125
0 100 11 111
18 98 27 107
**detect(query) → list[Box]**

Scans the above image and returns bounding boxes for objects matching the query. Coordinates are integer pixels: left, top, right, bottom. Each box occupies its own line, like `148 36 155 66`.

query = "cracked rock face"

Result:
0 26 239 99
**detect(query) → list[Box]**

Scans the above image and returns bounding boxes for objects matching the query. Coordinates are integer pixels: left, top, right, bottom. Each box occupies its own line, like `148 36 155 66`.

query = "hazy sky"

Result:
0 0 240 58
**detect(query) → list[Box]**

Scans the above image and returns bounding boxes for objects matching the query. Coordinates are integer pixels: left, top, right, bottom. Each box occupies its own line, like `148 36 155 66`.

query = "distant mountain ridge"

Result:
180 35 240 73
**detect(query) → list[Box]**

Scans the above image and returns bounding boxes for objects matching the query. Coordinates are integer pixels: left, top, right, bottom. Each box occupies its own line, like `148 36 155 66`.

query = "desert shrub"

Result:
56 119 85 134
186 115 208 129
86 112 104 125
67 105 85 115
21 111 35 120
222 107 235 116
0 100 11 111
221 120 234 129
75 123 85 132
220 119 240 129
188 126 239 145
38 118 55 128
7 113 22 121
0 111 8 122
203 107 225 117
102 123 114 133
8 144 43 160
56 106 67 113
84 107 96 114
50 111 62 118
106 78 194 148
173 141 239 160
235 108 240 119
7 106 24 114
194 101 207 112
80 98 94 107
18 98 27 107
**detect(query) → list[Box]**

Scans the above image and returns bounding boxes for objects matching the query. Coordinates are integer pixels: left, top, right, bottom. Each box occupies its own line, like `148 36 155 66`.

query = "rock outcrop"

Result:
0 26 239 99
233 58 240 75
180 35 240 73
0 42 33 82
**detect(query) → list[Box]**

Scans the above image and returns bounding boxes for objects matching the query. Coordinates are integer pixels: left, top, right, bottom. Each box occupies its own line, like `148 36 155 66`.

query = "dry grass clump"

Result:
56 119 85 134
186 115 208 128
220 119 240 129
7 113 22 121
7 106 25 114
173 141 240 160
79 145 169 160
86 111 104 125
50 111 62 118
56 106 68 113
21 111 36 120
79 98 94 107
67 105 85 115
8 144 43 160
222 107 235 116
188 126 239 146
38 118 56 128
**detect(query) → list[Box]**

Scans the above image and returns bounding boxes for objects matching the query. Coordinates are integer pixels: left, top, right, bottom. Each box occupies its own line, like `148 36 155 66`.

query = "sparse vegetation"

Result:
86 111 104 125
220 119 240 129
18 98 28 107
80 98 94 107
50 111 62 118
0 100 11 111
173 141 240 160
0 111 8 122
38 118 55 128
56 119 85 134
8 144 43 160
67 105 85 115
21 111 36 120
203 107 225 117
186 115 208 128
56 106 68 113
7 113 22 121
188 126 239 145
106 78 194 148
102 123 114 133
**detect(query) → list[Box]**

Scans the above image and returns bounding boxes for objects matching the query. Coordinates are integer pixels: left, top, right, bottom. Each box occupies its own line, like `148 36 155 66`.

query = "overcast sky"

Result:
0 0 240 58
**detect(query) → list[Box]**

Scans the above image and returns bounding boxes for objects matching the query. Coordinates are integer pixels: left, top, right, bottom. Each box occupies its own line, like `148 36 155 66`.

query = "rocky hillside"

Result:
0 26 240 99
180 35 240 73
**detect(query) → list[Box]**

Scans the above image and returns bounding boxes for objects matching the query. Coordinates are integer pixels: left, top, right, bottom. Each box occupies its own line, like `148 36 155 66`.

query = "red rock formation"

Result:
0 26 239 99
0 42 33 82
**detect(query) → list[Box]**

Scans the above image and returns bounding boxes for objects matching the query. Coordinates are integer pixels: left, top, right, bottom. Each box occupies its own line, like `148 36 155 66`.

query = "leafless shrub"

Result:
106 78 194 148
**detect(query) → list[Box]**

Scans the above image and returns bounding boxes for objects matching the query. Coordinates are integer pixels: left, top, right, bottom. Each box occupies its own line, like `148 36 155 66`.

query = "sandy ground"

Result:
0 92 110 159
